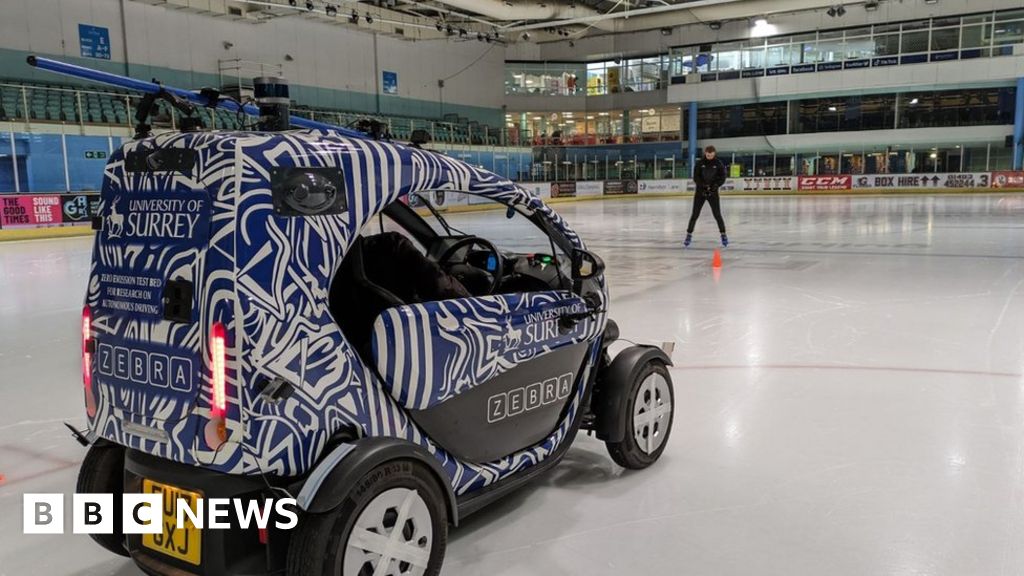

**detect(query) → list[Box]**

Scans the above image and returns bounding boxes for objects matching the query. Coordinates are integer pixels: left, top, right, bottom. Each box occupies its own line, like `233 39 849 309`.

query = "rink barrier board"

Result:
4 174 1024 241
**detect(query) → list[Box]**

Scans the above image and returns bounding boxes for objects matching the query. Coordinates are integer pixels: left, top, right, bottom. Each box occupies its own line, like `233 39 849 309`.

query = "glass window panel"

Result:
807 37 843 63
845 36 874 59
963 14 991 25
766 44 797 66
961 25 989 48
586 62 607 95
902 19 929 31
901 30 930 52
931 27 959 50
995 9 1024 22
874 24 900 34
742 45 767 69
993 20 1024 46
714 43 743 71
873 33 900 55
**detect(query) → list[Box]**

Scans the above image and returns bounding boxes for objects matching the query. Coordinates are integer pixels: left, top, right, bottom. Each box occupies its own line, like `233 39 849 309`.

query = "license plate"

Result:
141 479 202 566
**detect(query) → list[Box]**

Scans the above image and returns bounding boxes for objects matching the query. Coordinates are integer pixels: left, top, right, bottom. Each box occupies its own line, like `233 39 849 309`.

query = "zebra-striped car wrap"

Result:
86 129 608 495
371 291 603 411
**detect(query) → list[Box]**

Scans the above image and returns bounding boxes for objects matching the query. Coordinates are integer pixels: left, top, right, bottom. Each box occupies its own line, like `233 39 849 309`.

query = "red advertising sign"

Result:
798 175 852 191
1 195 64 229
991 172 1024 189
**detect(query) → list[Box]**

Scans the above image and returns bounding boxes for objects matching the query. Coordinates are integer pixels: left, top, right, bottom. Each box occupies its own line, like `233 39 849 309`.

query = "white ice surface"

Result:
2 194 1024 575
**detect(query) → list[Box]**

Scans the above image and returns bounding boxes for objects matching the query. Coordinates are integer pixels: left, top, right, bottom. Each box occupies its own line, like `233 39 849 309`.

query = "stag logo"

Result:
503 320 522 348
106 197 124 239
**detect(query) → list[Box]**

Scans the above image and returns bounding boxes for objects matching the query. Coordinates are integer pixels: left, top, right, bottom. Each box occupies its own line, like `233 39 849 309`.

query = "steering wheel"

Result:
437 236 504 295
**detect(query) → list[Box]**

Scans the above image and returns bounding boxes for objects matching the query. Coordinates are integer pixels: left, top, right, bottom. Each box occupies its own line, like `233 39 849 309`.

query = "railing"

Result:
0 82 515 147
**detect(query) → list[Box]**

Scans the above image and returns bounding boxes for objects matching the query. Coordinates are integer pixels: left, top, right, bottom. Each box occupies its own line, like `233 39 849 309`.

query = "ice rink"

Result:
2 193 1024 576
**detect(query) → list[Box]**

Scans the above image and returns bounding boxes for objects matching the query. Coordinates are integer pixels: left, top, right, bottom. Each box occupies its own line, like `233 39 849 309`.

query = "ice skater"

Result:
684 145 728 247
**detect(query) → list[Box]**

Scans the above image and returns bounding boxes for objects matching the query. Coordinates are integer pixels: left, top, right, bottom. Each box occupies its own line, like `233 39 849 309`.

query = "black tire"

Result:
76 444 129 557
606 361 674 470
287 459 448 576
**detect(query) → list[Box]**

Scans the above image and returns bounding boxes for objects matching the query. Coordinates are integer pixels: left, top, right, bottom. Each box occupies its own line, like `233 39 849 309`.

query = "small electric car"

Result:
77 126 674 576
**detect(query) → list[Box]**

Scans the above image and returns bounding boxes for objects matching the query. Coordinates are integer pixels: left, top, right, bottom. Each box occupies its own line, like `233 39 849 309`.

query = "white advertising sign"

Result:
576 181 604 197
637 179 691 194
852 173 992 189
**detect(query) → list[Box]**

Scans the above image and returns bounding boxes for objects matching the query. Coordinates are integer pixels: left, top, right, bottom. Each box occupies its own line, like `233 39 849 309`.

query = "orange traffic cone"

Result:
712 249 722 268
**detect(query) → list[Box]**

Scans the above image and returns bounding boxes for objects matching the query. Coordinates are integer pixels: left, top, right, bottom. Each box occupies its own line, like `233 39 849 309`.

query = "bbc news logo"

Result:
23 494 299 534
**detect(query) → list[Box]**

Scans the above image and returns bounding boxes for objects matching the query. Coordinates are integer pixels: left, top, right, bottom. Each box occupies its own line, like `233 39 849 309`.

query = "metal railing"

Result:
0 82 514 147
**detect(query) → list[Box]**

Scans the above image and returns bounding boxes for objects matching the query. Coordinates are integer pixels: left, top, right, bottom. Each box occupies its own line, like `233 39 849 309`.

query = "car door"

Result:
370 192 602 463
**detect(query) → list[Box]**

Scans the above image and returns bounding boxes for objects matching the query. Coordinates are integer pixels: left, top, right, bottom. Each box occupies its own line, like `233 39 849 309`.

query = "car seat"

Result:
329 235 405 361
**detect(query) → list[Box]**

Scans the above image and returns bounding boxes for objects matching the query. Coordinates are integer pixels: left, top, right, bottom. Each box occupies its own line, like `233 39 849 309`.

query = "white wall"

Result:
0 0 505 113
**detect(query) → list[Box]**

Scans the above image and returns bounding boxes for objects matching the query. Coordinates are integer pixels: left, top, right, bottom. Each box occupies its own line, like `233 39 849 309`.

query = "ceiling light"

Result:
349 10 359 23
365 13 373 23
837 5 846 16
709 21 722 30
324 4 337 16
827 6 837 16
753 18 767 27
828 106 837 111
288 0 296 5
521 32 531 40
909 98 919 104
435 21 444 32
864 1 878 11
924 0 937 4
305 1 314 11
660 27 672 36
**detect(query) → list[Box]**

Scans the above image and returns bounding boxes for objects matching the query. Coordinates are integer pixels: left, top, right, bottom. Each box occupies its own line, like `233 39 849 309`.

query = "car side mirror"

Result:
572 248 605 281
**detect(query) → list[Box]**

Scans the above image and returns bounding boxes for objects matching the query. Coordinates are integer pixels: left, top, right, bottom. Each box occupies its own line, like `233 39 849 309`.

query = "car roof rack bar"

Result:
25 55 368 139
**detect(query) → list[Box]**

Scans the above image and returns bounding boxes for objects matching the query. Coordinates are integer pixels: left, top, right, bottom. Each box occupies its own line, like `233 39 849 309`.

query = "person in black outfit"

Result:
685 145 729 247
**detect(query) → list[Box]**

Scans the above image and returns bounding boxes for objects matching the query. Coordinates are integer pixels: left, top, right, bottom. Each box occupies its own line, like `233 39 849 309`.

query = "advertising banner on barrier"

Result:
550 181 577 198
637 179 691 194
576 181 604 197
735 177 796 192
1 195 64 229
853 173 991 189
798 175 853 191
60 193 101 224
520 182 551 199
991 171 1024 189
604 180 639 195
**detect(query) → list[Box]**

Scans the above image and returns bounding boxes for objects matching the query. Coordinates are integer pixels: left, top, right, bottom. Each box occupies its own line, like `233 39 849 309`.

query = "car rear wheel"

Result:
606 362 674 469
287 460 447 576
76 443 129 557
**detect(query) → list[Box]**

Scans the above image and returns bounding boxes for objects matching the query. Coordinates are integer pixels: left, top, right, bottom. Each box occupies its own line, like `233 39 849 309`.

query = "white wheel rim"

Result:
343 487 433 576
632 372 672 455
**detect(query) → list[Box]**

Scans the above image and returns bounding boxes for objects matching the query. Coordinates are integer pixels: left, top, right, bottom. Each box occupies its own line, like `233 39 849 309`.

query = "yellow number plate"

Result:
141 479 202 566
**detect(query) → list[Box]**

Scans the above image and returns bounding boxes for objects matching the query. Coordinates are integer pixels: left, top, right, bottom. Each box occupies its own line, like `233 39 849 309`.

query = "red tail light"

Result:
81 306 92 389
210 322 227 418
82 306 97 418
258 528 268 545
